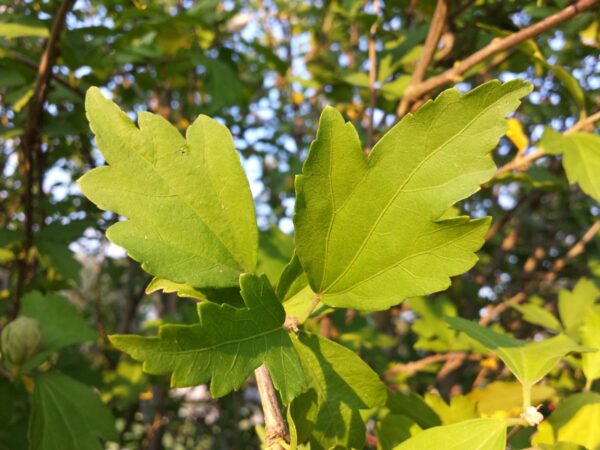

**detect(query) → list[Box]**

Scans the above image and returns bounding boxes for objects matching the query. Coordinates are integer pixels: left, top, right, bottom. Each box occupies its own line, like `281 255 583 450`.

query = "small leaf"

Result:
290 332 387 450
145 278 206 300
294 80 532 310
257 227 294 285
533 393 600 450
110 274 306 402
562 133 600 202
540 130 600 202
79 87 257 290
0 21 48 39
580 307 600 385
447 317 588 387
34 221 88 284
410 296 473 352
392 418 507 450
376 415 422 450
29 373 117 450
558 278 600 338
511 299 562 332
21 291 97 352
505 118 529 152
276 254 321 323
468 381 555 418
424 393 479 425
385 391 441 429
540 127 566 155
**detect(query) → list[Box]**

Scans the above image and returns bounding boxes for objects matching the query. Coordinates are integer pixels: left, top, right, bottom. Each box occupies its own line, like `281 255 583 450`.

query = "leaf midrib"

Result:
322 95 504 294
100 118 244 273
159 326 284 356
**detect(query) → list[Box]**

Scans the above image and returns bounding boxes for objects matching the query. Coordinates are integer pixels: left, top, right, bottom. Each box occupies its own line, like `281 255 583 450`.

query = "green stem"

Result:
522 383 532 410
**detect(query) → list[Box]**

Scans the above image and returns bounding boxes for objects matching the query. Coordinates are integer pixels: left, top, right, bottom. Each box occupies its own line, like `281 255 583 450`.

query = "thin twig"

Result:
480 219 600 325
8 50 84 98
565 110 600 134
366 0 381 151
305 293 321 319
14 0 74 315
396 0 448 118
400 0 598 110
495 109 600 176
255 365 289 449
385 352 480 378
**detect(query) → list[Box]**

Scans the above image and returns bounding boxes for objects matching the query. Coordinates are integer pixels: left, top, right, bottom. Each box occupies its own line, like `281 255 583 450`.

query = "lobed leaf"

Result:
290 332 387 450
110 274 306 402
21 291 97 352
79 87 257 290
294 80 532 310
541 129 600 202
533 393 600 450
447 317 589 387
558 278 600 338
580 307 600 385
392 418 507 450
29 373 117 450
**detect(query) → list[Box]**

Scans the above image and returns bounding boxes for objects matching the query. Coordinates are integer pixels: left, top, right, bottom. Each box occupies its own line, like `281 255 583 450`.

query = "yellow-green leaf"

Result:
294 80 532 310
79 87 257 290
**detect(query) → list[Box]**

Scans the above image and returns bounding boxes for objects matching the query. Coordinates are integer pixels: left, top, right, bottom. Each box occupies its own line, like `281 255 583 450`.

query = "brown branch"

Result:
14 0 74 314
255 365 289 449
496 109 600 176
143 384 168 450
8 50 84 98
566 110 600 134
385 352 480 378
396 0 448 118
366 0 381 151
401 0 598 108
480 219 600 325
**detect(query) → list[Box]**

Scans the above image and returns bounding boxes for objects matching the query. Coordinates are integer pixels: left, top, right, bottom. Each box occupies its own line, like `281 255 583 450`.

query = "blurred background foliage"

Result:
0 0 599 449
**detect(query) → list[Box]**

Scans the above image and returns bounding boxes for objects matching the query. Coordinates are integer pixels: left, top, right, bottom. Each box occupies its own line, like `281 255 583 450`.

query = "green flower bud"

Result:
1 317 42 368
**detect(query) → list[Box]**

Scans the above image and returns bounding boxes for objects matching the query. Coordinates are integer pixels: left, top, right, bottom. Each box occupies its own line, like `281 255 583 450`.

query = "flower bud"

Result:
1 317 42 368
520 405 544 426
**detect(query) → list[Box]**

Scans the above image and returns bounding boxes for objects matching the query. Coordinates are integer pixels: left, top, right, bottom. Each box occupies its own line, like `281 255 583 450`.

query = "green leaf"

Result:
29 372 117 450
533 393 600 450
381 75 411 100
0 22 48 39
385 391 441 429
467 381 555 417
376 415 422 450
392 418 507 450
558 278 600 338
562 133 600 203
424 393 479 425
580 307 600 385
79 87 257 289
294 80 532 310
540 127 567 155
409 296 473 352
35 221 88 284
447 317 588 388
257 227 294 286
145 277 206 300
343 72 371 88
110 274 306 402
276 254 322 323
541 130 600 202
21 291 97 352
511 298 562 332
290 332 387 450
